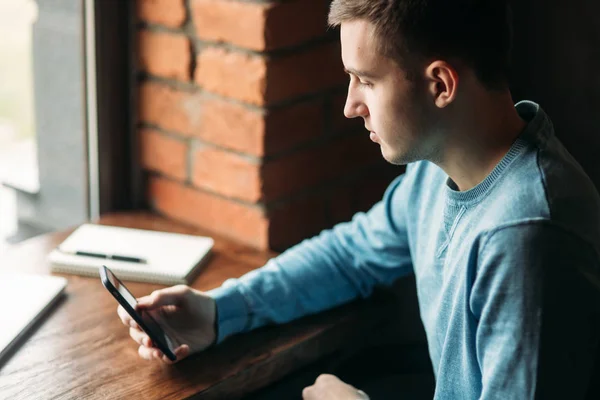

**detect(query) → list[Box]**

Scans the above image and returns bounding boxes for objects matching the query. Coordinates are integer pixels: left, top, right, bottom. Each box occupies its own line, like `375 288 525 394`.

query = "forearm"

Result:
209 224 409 342
208 174 413 343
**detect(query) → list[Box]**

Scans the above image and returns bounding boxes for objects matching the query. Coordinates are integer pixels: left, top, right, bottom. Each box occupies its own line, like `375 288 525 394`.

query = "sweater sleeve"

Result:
207 171 415 343
470 221 600 400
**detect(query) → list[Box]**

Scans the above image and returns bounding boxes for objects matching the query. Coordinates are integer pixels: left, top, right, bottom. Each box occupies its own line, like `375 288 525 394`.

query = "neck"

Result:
434 88 526 192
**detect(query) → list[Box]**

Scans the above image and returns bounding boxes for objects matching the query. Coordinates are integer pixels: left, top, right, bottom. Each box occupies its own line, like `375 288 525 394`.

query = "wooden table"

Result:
0 212 393 399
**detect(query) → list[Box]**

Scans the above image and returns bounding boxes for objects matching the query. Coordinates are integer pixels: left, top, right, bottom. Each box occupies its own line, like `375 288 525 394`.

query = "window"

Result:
0 0 39 249
0 0 136 251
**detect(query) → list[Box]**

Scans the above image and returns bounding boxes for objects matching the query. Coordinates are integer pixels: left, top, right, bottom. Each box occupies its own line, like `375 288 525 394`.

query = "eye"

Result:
347 74 373 88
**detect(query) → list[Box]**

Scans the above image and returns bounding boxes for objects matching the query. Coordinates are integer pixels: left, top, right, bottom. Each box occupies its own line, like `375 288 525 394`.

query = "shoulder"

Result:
535 135 600 241
510 106 600 241
477 136 600 245
478 220 599 267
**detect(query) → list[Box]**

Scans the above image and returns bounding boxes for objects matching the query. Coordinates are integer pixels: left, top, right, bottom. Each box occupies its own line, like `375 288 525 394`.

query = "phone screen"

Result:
100 266 177 361
105 270 138 307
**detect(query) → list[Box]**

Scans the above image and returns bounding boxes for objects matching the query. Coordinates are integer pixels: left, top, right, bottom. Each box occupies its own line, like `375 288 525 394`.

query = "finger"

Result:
147 344 191 365
129 327 151 347
117 305 139 329
138 345 156 361
160 350 174 365
155 343 188 364
151 348 171 364
176 344 190 359
302 385 314 400
165 344 190 364
316 373 337 384
136 285 190 310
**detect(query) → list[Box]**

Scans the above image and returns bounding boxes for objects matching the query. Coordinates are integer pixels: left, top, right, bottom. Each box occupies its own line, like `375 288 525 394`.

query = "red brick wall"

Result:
136 0 400 250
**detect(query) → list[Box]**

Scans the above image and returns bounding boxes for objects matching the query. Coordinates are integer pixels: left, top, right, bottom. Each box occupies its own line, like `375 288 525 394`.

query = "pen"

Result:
65 250 148 264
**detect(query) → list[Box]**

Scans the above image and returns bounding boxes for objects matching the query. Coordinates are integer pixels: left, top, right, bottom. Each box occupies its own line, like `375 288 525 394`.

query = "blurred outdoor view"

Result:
0 0 39 252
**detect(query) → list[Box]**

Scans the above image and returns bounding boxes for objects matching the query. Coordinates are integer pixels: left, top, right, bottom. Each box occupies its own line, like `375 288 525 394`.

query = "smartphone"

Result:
99 265 177 361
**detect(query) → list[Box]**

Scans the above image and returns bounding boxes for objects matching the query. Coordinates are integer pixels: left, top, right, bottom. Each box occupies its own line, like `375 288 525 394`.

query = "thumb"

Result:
136 285 190 310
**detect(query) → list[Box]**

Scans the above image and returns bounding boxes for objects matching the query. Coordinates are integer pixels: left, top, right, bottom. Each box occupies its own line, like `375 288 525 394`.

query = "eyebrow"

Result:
344 67 378 79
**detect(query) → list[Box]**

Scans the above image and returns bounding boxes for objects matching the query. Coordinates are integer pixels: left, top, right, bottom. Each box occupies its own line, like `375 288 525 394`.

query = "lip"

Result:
369 131 379 143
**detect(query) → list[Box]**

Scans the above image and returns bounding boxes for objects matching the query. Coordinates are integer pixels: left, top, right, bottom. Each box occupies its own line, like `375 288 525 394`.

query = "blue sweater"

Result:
208 101 600 399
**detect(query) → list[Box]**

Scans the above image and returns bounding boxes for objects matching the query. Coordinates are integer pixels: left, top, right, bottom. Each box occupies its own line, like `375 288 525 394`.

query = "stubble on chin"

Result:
380 133 428 165
385 150 420 166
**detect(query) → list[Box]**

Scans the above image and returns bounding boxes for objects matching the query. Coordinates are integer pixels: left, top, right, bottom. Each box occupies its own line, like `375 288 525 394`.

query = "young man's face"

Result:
341 20 437 165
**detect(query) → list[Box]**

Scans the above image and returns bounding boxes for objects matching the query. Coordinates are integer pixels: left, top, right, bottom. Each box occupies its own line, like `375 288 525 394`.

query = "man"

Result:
118 0 600 398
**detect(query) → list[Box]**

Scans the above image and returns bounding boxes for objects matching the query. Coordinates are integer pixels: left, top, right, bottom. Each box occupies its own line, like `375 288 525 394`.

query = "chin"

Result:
381 147 419 166
381 149 405 166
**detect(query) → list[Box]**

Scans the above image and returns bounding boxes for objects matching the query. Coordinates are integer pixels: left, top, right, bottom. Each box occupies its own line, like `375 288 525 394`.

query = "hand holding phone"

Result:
102 265 218 363
100 265 178 361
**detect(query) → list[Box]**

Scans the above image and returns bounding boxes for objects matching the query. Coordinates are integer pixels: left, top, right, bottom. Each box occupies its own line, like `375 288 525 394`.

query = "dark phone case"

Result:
99 266 177 361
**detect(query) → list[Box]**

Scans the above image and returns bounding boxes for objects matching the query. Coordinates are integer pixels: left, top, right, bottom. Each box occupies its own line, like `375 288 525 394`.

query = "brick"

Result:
268 195 330 251
139 85 324 157
264 0 330 50
264 100 324 155
195 47 267 105
148 176 269 249
190 132 383 206
194 42 346 106
190 0 329 51
190 0 267 50
137 0 186 28
261 132 383 201
140 128 188 181
138 82 203 136
193 98 324 157
138 30 191 81
193 98 265 155
266 41 347 104
192 146 262 202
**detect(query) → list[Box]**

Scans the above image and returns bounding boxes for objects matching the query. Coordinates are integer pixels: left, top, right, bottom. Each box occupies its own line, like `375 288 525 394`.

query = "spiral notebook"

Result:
48 224 214 285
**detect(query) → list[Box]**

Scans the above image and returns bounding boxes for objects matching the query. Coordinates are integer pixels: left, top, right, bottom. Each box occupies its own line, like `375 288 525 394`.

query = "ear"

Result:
425 61 459 108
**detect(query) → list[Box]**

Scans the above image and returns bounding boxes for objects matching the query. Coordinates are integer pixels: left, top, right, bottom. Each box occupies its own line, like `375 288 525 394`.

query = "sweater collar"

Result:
445 101 548 206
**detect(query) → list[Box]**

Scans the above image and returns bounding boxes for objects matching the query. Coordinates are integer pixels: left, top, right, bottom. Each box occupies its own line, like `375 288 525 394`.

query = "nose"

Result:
343 86 368 119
